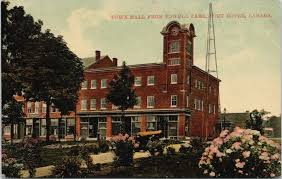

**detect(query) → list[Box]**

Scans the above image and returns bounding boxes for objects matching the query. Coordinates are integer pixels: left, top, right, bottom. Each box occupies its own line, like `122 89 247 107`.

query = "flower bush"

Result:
198 127 281 178
52 156 82 177
110 133 138 166
146 140 166 156
19 137 41 177
2 149 22 178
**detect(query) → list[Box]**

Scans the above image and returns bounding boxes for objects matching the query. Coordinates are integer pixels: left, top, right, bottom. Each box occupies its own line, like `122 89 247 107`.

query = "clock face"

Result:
171 27 179 36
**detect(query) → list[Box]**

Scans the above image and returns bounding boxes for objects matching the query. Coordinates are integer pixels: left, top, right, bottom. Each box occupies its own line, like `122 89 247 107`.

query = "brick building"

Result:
2 21 220 141
76 21 220 140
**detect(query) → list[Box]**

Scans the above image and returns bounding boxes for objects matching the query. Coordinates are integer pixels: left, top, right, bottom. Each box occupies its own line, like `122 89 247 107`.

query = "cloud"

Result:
62 2 115 57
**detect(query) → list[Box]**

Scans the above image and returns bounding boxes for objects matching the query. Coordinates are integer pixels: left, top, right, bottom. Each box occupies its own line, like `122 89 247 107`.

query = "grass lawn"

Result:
91 154 203 178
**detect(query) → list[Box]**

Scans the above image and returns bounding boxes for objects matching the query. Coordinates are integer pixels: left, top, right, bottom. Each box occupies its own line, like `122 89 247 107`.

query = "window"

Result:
169 41 180 53
101 98 106 109
186 96 189 107
194 98 202 111
91 80 97 89
171 74 177 84
42 103 47 113
213 104 216 114
27 102 32 113
34 102 40 114
101 79 107 88
50 119 58 135
98 118 107 140
41 119 46 136
81 81 88 89
209 104 212 113
131 117 141 134
195 79 198 88
147 96 155 108
168 58 180 65
134 77 142 86
90 98 96 110
134 96 141 108
168 116 178 139
147 116 157 131
147 76 155 86
214 88 217 95
81 99 87 111
187 74 190 84
112 117 121 135
171 95 177 107
4 126 10 135
66 118 75 135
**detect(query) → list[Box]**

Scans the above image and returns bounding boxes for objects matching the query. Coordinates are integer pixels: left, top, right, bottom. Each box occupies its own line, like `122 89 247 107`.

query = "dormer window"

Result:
169 41 180 53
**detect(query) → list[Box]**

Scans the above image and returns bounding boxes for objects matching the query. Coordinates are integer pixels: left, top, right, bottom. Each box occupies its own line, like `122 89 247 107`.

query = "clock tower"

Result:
161 21 196 67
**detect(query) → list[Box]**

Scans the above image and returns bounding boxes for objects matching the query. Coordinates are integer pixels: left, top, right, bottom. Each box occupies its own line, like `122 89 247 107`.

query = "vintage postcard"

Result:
1 0 281 178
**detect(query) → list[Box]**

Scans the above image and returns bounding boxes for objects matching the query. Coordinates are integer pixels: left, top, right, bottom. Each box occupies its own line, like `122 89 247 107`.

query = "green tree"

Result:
19 30 84 142
246 109 269 135
106 61 137 134
1 1 42 106
2 99 24 144
268 115 281 138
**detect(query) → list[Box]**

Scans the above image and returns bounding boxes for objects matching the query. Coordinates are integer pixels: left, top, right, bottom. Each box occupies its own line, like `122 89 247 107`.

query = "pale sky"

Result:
10 0 281 115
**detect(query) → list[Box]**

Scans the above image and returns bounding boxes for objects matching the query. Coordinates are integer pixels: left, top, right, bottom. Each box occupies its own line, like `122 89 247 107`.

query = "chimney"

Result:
95 50 101 61
113 58 118 66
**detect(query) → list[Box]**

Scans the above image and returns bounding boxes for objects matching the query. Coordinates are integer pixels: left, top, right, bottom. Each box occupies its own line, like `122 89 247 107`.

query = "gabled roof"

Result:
80 56 106 69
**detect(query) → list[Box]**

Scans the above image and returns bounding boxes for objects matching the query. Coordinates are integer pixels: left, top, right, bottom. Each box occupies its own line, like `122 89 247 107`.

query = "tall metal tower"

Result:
203 3 219 139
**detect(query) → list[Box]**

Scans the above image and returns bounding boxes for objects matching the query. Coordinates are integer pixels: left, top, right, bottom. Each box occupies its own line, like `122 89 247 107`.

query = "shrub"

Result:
110 134 138 166
52 156 82 178
68 146 80 156
147 140 165 156
179 143 192 154
2 149 22 178
198 127 281 178
88 144 100 154
98 140 110 153
166 147 176 155
18 137 41 177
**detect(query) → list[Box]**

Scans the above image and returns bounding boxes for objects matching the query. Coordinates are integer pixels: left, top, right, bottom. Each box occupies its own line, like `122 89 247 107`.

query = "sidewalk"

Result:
20 143 183 178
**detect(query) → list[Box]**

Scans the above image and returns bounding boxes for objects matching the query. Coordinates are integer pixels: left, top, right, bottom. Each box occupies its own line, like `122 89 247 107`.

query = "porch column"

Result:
140 115 147 132
106 116 112 138
178 113 185 137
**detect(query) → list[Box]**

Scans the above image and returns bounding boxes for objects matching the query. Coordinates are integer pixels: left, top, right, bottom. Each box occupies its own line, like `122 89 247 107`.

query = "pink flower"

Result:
220 130 229 138
234 127 244 134
134 143 139 148
209 171 215 177
271 153 280 160
213 137 223 146
242 151 250 158
270 173 275 177
235 162 245 168
238 170 244 174
232 142 242 150
216 151 224 158
242 134 253 141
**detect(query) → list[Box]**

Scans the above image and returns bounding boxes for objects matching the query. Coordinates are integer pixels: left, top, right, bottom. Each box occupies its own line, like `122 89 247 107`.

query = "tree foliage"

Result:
1 1 84 141
1 1 42 106
19 30 84 141
246 109 269 135
107 61 137 133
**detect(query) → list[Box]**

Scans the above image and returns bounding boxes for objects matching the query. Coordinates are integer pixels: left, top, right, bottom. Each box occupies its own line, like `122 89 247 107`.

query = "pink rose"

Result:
242 151 250 158
209 171 215 177
235 162 245 168
232 142 242 150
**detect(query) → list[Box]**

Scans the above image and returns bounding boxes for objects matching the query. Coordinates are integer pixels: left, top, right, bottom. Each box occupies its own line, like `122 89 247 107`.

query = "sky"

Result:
10 0 281 115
